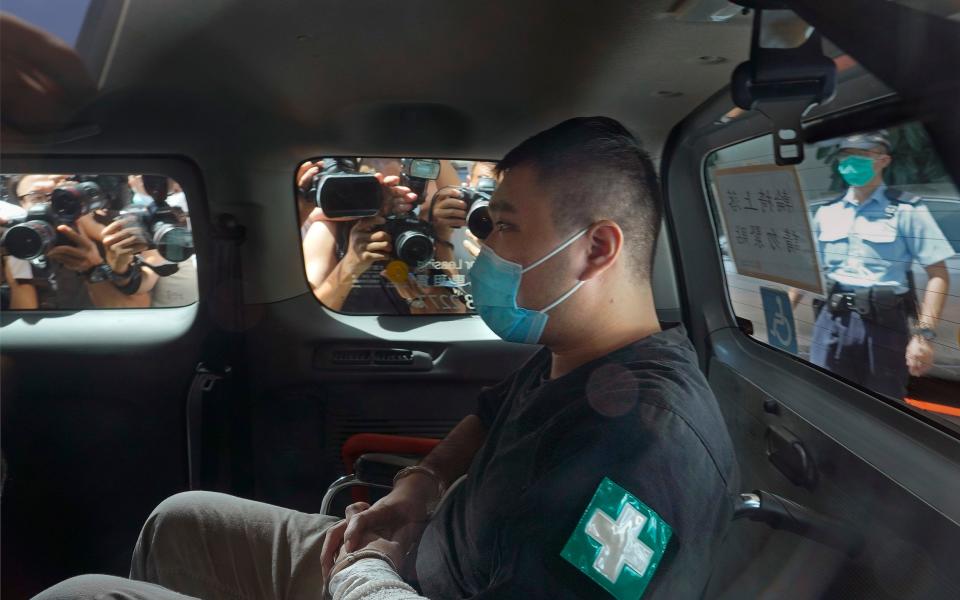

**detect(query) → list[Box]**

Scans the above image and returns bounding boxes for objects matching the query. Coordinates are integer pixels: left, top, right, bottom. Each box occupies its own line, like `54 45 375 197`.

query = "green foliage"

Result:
816 122 951 194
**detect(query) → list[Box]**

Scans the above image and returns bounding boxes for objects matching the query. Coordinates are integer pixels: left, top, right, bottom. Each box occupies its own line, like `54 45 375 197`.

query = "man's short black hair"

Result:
497 116 662 280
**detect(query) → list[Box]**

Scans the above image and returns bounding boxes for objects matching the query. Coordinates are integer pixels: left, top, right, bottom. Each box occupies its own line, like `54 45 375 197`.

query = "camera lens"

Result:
75 181 106 212
2 220 56 260
466 199 492 240
153 224 195 262
50 187 86 222
395 230 434 267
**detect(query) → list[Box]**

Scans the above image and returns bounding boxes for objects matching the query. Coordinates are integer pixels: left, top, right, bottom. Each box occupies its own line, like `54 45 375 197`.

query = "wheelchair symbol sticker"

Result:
760 287 798 354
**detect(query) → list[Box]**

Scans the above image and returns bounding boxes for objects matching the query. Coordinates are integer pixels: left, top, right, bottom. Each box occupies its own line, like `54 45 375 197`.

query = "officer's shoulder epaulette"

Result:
884 188 922 205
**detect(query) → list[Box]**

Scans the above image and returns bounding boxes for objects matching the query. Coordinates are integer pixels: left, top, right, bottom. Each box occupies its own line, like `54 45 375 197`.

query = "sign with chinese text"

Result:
713 165 822 294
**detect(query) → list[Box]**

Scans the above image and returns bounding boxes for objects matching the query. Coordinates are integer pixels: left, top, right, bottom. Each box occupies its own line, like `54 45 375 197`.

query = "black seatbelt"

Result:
187 213 248 491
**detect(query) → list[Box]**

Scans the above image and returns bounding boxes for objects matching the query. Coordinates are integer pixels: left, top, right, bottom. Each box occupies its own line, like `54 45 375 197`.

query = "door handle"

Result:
766 424 817 488
734 490 863 557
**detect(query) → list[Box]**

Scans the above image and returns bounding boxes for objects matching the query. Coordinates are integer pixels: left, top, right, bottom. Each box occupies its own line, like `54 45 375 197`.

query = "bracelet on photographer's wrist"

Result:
112 263 143 295
111 256 144 280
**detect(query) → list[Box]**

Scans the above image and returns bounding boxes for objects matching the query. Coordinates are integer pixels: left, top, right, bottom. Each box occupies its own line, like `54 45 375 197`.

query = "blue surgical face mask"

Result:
838 155 876 187
468 228 588 344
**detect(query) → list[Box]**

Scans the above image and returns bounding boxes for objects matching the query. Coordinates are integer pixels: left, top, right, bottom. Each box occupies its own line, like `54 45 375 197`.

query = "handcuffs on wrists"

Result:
332 548 399 575
325 547 400 598
393 465 446 500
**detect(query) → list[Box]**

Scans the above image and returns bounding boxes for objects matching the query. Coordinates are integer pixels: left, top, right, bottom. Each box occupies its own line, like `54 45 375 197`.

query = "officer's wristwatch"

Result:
911 326 936 340
85 263 114 284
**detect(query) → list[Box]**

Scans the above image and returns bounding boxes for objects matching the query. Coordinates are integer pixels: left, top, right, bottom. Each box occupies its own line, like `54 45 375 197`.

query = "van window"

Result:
704 122 960 428
1 173 197 310
297 157 495 316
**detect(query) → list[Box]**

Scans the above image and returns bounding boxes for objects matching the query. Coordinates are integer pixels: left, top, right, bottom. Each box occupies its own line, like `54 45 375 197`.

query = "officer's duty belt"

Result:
826 286 909 321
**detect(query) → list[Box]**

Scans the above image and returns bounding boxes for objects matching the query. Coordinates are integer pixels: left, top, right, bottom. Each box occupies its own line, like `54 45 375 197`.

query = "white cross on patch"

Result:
584 504 655 584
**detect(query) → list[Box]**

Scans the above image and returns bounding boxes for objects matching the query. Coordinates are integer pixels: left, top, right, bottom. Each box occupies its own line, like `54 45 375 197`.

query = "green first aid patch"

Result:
560 477 672 600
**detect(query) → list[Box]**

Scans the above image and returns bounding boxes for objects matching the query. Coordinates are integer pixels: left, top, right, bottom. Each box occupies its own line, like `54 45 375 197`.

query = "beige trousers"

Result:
33 490 340 600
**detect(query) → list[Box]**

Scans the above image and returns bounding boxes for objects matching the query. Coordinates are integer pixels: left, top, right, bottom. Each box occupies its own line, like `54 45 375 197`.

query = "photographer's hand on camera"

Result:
308 214 395 311
426 187 468 241
377 173 417 216
296 161 321 200
342 215 392 274
301 170 415 229
101 218 149 275
46 224 102 273
463 229 481 258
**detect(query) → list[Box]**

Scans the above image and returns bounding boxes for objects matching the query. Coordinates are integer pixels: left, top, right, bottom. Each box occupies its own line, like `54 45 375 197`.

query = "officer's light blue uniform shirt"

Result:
813 185 954 293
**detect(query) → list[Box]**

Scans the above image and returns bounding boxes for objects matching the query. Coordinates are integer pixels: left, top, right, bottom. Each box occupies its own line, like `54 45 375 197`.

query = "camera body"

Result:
376 158 443 268
1 182 105 260
379 214 436 269
118 204 194 262
307 158 381 219
458 187 493 240
453 175 496 239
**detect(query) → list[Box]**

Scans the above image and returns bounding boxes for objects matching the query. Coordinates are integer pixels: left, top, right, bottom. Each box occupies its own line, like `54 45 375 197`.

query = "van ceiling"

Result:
78 0 750 158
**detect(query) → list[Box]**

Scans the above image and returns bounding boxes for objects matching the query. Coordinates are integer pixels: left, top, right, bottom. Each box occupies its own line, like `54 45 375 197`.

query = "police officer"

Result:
805 131 953 399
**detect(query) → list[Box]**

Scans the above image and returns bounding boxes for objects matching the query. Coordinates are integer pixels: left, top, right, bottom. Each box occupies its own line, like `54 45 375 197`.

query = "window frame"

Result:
0 155 207 314
696 116 960 437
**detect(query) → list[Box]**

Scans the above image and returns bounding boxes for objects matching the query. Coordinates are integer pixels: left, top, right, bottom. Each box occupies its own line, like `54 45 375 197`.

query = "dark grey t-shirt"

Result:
416 324 738 599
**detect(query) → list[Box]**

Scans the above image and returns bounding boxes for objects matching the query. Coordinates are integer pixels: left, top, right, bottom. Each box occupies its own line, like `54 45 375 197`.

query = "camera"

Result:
117 204 194 262
375 158 442 268
380 216 437 269
1 182 105 260
400 158 440 200
316 174 381 219
306 158 382 219
459 186 493 240
436 175 495 240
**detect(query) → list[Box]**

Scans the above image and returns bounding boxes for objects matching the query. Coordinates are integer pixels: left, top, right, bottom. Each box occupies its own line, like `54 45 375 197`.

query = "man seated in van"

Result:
37 117 737 600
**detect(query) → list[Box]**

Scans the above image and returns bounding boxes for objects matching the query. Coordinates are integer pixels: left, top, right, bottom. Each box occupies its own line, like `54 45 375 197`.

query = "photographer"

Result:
302 159 468 314
10 174 158 309
296 160 394 237
127 175 198 307
302 159 415 312
1 183 39 309
388 159 472 314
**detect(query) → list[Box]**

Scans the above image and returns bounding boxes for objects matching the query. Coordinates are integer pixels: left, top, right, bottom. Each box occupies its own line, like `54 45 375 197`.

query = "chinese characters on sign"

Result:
713 165 822 294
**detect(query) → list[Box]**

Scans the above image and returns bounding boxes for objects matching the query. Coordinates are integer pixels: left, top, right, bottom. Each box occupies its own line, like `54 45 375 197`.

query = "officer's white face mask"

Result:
468 228 588 344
